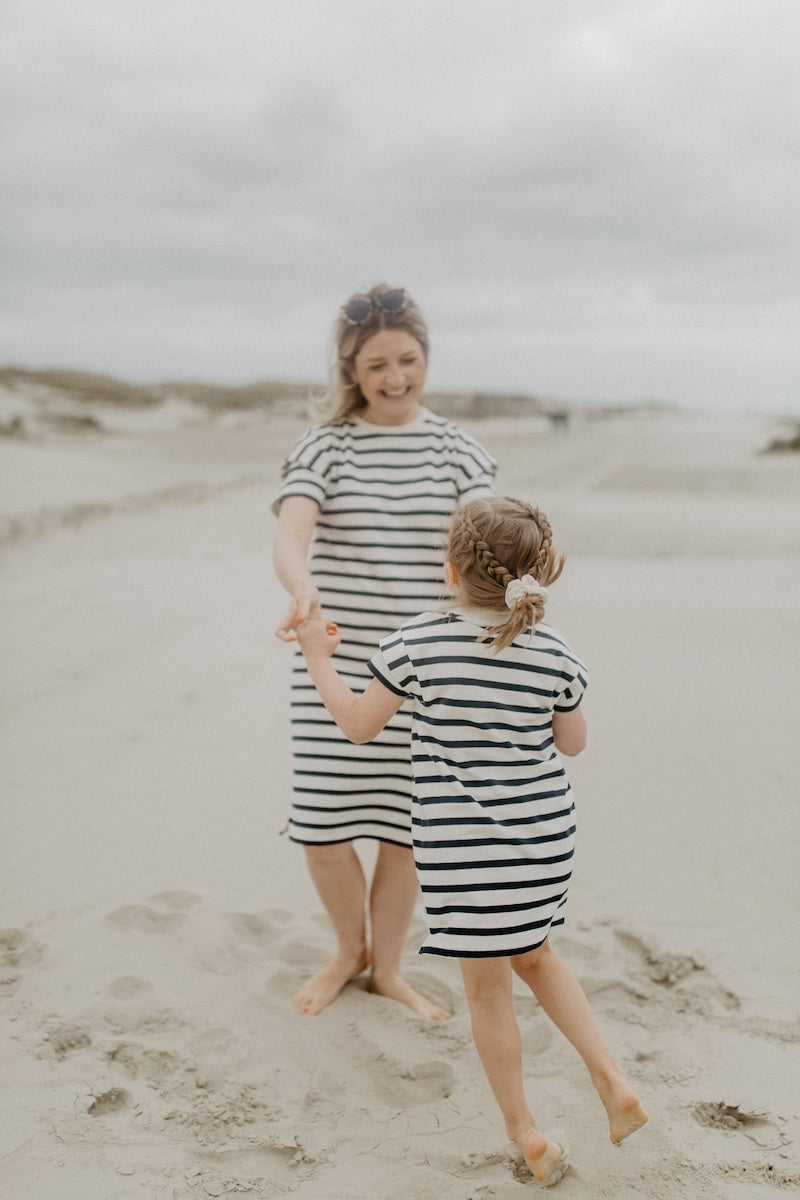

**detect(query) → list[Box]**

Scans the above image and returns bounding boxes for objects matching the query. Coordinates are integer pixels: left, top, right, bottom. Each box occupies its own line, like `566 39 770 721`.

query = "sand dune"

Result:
1 399 798 1197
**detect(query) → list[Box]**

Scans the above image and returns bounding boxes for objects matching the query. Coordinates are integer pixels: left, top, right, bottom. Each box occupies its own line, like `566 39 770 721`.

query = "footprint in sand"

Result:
186 1026 237 1058
87 1086 132 1116
102 1004 189 1038
610 927 741 1018
105 904 188 933
614 929 706 986
107 975 153 1000
221 908 296 946
105 1041 196 1093
262 964 309 1009
0 972 21 997
693 1100 789 1149
146 889 203 911
301 1074 347 1121
340 1020 455 1106
0 927 45 995
38 1021 93 1059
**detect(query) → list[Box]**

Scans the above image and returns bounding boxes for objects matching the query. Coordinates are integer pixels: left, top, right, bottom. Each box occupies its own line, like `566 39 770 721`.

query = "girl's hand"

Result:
274 585 322 642
295 618 341 657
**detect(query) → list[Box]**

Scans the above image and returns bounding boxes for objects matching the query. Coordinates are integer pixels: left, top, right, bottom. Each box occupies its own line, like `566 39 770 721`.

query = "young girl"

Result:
294 496 647 1185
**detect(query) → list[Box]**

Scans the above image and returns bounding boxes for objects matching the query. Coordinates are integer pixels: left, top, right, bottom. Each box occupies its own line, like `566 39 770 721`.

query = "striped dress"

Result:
368 608 588 957
273 408 496 847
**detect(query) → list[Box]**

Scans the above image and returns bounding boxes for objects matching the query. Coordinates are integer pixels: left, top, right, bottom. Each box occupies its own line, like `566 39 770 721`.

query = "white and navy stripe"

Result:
369 611 587 956
273 409 496 846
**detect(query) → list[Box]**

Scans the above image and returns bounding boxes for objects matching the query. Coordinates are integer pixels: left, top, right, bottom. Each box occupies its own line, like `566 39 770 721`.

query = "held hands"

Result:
294 617 341 657
274 585 322 643
274 583 339 656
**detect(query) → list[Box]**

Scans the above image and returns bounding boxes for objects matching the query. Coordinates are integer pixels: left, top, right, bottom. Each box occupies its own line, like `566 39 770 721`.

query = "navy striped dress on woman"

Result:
368 608 588 957
273 408 496 848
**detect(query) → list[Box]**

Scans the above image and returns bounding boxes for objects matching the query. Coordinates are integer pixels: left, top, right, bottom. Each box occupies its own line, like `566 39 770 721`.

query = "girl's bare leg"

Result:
460 957 566 1184
512 940 648 1143
295 842 370 1014
369 841 451 1020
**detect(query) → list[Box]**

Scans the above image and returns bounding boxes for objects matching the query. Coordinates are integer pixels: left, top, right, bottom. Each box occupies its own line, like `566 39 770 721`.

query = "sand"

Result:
1 394 799 1198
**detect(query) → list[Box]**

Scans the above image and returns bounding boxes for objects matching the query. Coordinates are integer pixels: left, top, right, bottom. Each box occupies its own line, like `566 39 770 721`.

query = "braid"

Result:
527 504 554 579
447 496 566 654
461 510 512 591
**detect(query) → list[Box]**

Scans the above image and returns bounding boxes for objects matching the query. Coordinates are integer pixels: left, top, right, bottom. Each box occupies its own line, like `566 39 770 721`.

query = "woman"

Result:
273 284 496 1017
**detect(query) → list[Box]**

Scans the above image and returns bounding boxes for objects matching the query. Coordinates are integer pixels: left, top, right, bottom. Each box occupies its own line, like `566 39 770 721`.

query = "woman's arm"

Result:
295 619 405 744
273 495 323 641
552 706 587 756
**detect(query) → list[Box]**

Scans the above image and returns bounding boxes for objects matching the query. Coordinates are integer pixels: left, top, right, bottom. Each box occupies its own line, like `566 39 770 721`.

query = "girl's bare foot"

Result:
609 1097 649 1144
594 1068 649 1143
294 947 369 1015
511 1123 568 1186
369 970 451 1020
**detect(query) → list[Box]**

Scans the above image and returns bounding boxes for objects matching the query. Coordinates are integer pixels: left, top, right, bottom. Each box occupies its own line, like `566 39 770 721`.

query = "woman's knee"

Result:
376 840 414 863
304 841 356 868
375 840 417 877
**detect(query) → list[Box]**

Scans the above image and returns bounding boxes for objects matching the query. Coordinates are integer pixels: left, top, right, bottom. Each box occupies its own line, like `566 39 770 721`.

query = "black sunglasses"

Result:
341 288 408 325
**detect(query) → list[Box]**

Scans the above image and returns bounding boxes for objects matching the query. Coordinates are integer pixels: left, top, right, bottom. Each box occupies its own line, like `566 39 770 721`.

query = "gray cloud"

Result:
1 0 799 411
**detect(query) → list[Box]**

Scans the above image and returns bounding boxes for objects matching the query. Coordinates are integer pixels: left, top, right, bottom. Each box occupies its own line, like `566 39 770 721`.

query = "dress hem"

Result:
417 921 565 958
288 833 413 849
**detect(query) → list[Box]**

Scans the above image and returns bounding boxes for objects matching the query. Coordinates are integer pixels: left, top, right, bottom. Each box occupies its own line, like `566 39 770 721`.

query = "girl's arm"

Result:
553 706 587 756
296 619 405 744
273 495 323 641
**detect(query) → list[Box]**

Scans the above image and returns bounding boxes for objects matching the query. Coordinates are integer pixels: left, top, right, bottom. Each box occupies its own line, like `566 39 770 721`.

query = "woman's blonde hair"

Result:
448 497 565 651
316 283 430 422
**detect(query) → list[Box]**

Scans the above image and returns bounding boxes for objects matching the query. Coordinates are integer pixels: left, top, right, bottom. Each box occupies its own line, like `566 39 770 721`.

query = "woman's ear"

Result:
444 561 459 589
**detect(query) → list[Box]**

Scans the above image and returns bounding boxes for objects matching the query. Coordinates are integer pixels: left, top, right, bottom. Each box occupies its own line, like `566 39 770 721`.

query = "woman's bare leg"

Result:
460 957 566 1183
512 940 648 1143
368 841 451 1020
294 842 370 1015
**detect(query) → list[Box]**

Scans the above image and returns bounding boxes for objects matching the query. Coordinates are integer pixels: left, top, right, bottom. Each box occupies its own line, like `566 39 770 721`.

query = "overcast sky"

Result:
2 1 799 413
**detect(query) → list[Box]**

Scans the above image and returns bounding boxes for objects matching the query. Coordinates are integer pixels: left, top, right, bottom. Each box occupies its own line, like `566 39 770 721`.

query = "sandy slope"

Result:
1 405 798 1198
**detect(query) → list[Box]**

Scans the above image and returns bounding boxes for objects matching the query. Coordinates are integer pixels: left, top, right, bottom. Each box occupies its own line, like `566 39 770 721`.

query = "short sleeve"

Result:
368 629 421 700
554 651 589 712
271 426 332 515
453 428 497 502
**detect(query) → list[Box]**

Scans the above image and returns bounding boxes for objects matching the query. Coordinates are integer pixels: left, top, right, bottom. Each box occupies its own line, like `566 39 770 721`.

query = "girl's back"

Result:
370 607 587 959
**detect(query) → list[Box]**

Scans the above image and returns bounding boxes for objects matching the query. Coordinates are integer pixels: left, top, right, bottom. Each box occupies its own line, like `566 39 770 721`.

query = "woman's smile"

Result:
353 329 427 425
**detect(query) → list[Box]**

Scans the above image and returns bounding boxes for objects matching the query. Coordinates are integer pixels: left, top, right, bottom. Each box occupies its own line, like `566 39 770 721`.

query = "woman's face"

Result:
352 328 427 425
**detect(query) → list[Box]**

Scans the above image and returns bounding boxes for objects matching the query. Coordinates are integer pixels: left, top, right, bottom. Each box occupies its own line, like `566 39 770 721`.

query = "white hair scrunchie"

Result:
505 574 549 609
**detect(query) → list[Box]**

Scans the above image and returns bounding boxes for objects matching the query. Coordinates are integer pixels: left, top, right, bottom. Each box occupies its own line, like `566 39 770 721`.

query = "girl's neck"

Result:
450 596 505 625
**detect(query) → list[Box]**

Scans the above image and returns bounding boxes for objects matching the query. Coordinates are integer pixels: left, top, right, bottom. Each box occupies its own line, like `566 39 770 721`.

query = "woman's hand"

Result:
295 617 341 657
273 495 322 642
274 584 322 642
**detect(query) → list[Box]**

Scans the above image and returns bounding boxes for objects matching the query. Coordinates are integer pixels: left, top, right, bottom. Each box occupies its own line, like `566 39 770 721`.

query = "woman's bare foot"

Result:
369 970 451 1020
511 1123 568 1186
294 947 369 1015
594 1068 649 1144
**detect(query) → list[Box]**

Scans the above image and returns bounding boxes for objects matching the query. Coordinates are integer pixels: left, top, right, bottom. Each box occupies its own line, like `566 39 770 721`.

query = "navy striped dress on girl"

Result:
272 409 496 847
368 608 588 957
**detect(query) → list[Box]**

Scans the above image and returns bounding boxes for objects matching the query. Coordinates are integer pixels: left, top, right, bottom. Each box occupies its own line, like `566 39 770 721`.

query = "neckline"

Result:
351 406 430 432
449 604 505 627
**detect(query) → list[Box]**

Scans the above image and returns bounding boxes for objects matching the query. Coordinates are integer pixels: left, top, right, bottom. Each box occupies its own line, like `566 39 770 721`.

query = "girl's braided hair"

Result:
447 496 565 651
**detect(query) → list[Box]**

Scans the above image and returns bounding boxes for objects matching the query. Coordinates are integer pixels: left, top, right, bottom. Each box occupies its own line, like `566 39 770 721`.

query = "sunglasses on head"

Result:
341 288 408 325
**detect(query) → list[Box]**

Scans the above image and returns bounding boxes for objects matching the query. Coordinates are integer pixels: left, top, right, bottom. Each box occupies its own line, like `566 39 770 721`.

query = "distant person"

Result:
548 408 570 433
293 496 648 1184
273 284 496 1018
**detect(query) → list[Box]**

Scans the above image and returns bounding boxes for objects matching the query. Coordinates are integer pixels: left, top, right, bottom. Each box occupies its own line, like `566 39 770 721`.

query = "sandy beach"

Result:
1 389 799 1198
